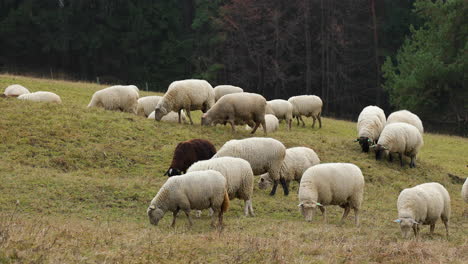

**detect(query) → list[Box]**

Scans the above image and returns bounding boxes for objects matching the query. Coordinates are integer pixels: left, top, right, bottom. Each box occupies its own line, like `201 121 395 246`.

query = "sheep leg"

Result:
186 108 194 125
430 224 435 235
280 178 289 196
195 210 202 218
317 113 322 128
184 210 193 227
211 209 219 227
228 120 236 132
248 200 255 217
442 218 449 238
178 109 182 123
299 116 306 127
399 153 404 167
244 201 249 216
312 116 316 128
171 209 180 228
218 210 224 228
412 225 418 237
353 208 360 227
296 116 300 126
288 119 292 131
322 207 327 223
388 153 393 162
250 122 260 134
208 208 214 216
410 156 416 168
341 205 351 222
269 180 279 196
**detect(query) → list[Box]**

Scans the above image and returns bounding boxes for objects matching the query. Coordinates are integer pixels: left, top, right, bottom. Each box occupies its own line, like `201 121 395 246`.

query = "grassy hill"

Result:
0 74 467 263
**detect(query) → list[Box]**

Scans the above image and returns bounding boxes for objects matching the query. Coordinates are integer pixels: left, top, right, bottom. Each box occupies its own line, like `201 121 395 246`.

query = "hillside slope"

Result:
0 75 467 263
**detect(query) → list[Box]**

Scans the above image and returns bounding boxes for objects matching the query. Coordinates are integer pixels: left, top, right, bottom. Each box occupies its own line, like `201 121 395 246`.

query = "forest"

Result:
0 0 466 135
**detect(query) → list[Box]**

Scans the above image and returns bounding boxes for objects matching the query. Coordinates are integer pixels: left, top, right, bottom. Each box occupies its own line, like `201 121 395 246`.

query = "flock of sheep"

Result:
2 79 467 239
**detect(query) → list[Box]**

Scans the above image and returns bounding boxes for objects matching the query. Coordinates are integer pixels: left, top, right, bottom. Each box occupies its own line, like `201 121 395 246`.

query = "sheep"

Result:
165 139 217 176
387 110 424 134
87 85 139 114
17 91 62 103
245 114 279 133
213 85 243 101
137 96 162 116
288 95 323 128
259 147 320 195
267 99 293 130
3 84 30 97
373 122 423 168
394 182 450 238
462 178 468 203
213 137 286 196
147 170 229 227
201 92 267 134
298 163 364 226
187 157 255 216
154 79 215 125
148 110 187 123
355 106 386 152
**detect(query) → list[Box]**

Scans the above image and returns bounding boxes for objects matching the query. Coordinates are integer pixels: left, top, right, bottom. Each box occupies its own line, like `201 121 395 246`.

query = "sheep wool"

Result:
147 170 229 227
213 137 286 196
148 110 187 123
298 163 364 226
387 110 424 134
356 105 386 152
137 96 162 116
4 84 30 97
213 85 243 101
187 157 255 216
17 91 61 103
288 95 323 128
245 114 279 133
462 178 468 203
267 99 293 130
395 182 450 238
87 85 139 114
154 79 215 124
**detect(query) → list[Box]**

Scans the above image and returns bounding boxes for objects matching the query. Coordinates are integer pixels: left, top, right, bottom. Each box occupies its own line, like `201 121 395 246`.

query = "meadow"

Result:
0 74 467 263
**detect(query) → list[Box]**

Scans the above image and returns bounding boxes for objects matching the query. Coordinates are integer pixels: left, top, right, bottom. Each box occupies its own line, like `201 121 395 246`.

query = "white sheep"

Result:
147 170 229 227
87 85 139 114
267 99 293 130
298 163 364 226
245 114 279 133
213 137 286 196
373 122 423 168
387 110 424 134
17 91 62 103
201 92 267 134
462 178 468 203
187 157 255 216
148 110 187 123
213 85 243 101
154 79 215 125
259 147 320 195
3 84 30 97
394 182 450 238
288 95 323 128
355 106 386 152
137 96 162 116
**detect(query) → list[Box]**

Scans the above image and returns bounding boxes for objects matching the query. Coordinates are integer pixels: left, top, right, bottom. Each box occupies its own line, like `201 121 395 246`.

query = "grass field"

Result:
0 74 467 263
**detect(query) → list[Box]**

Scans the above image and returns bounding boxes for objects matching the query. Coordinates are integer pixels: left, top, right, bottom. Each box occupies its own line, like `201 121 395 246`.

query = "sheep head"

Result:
372 144 388 160
298 202 323 222
147 205 165 226
394 218 419 238
356 137 373 153
164 168 182 177
154 100 169 121
201 113 213 126
258 174 273 190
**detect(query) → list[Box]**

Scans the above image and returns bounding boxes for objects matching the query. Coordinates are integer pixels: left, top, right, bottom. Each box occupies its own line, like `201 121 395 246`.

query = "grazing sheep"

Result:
298 163 364 226
87 85 139 114
288 95 323 128
462 178 468 203
148 110 187 123
213 85 243 101
267 99 293 130
201 92 267 134
147 170 229 227
374 122 423 168
137 96 162 116
165 139 216 176
213 137 286 196
245 114 279 133
154 79 215 125
355 106 386 152
259 147 320 195
187 157 255 216
394 182 450 238
3 84 30 97
17 91 62 103
387 110 424 134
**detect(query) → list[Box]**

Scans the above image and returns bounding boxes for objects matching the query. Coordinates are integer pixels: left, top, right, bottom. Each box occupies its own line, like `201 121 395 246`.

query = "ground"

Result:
0 75 467 263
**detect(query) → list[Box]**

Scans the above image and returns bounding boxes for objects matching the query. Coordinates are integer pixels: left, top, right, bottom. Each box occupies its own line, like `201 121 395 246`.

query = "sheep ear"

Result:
383 146 389 150
353 138 359 142
164 169 171 176
316 202 323 207
367 138 373 143
297 202 303 207
370 144 377 148
149 205 155 210
393 219 401 223
411 219 419 225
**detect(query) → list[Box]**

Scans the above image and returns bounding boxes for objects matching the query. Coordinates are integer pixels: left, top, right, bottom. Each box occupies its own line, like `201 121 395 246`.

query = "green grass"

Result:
0 74 467 263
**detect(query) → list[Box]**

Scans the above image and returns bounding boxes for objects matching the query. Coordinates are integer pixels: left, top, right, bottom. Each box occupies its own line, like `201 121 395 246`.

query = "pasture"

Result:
0 75 467 263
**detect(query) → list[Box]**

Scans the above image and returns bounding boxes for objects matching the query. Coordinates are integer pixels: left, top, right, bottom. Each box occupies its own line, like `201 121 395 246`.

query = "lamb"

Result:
355 106 386 152
137 96 162 116
288 95 323 128
213 85 243 101
165 139 217 176
298 163 364 226
259 147 320 195
213 137 286 196
245 114 279 133
148 110 187 123
267 99 293 130
462 178 468 203
3 84 30 97
187 157 255 216
387 110 424 134
147 170 229 227
154 79 215 124
394 182 450 238
201 92 267 134
17 91 62 103
373 122 423 168
87 85 139 114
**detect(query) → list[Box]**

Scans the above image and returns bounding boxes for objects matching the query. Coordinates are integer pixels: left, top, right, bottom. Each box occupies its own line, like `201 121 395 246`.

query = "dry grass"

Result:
0 74 467 263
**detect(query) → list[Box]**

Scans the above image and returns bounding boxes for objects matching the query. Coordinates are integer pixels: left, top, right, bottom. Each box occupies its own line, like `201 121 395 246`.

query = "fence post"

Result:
145 82 148 91
96 77 100 84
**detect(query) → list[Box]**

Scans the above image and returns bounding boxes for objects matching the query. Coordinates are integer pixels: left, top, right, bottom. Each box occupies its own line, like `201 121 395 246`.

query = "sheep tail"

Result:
221 190 230 213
